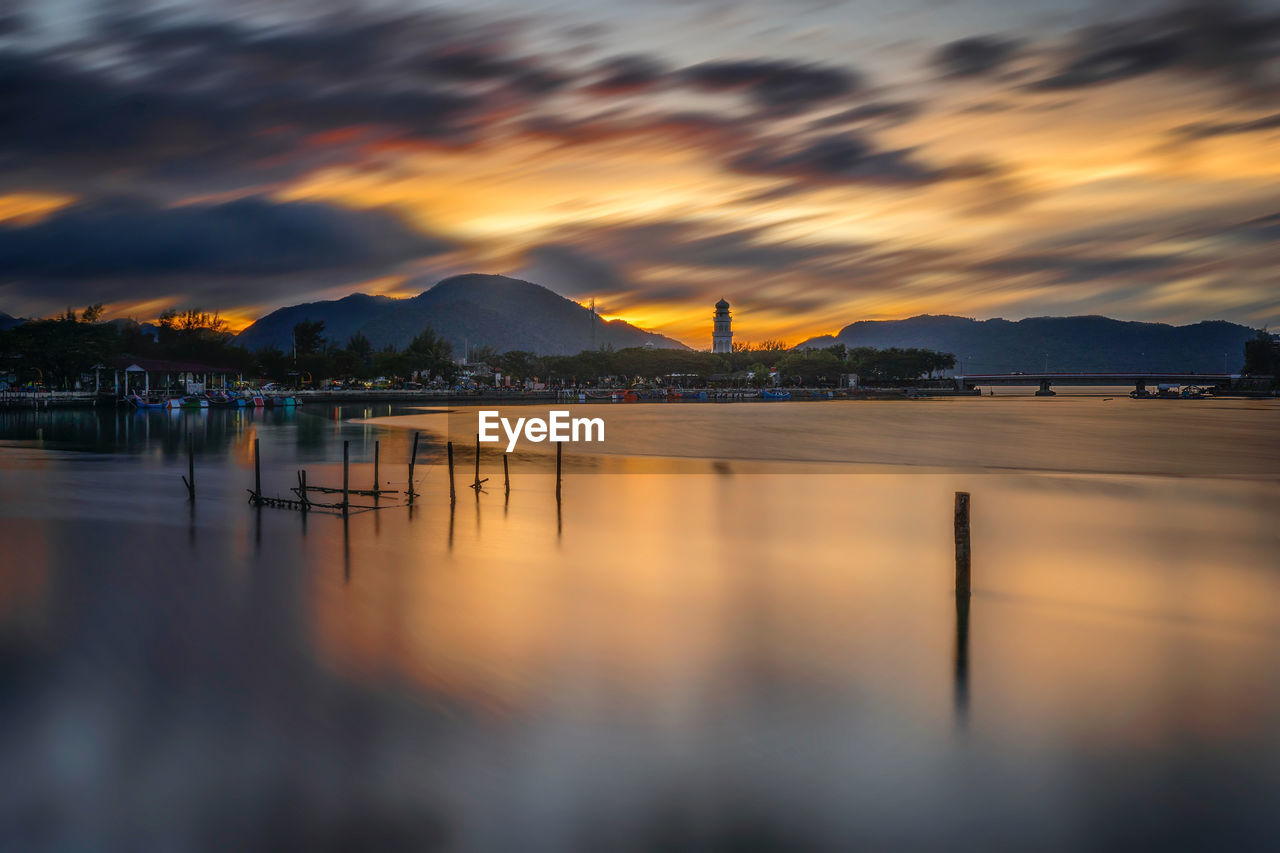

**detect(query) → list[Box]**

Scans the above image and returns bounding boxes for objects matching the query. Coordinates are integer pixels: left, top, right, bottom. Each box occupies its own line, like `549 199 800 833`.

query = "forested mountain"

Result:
235 274 686 354
798 315 1258 373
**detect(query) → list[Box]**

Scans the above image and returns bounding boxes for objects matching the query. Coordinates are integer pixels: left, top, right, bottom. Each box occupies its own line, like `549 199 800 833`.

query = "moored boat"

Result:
126 393 166 410
204 390 235 406
166 396 209 410
762 389 791 400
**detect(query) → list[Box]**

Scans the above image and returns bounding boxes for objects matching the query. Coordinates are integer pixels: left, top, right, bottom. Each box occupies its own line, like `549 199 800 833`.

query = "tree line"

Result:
0 306 957 390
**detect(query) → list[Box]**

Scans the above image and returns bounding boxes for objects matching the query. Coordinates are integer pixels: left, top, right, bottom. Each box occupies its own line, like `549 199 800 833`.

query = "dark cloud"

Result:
519 219 873 316
1176 111 1280 139
521 244 630 297
0 10 559 195
679 60 861 112
1215 211 1280 243
584 55 669 95
975 253 1185 284
521 109 749 148
0 197 454 279
518 217 886 319
810 101 923 129
1027 2 1280 94
728 134 960 187
931 36 1020 78
1029 38 1184 90
613 221 861 271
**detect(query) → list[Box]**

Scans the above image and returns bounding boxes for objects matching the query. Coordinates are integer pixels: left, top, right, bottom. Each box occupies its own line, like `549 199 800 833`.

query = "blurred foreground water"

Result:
0 398 1277 850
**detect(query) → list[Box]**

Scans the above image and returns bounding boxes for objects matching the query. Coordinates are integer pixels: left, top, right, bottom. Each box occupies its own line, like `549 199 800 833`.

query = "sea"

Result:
0 392 1277 850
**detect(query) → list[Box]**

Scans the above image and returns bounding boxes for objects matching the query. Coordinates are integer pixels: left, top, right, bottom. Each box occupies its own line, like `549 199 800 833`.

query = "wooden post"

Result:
300 470 309 513
407 432 420 503
447 440 456 503
955 491 971 597
253 437 261 504
342 440 350 517
474 433 482 490
503 454 509 494
373 440 380 497
556 441 562 502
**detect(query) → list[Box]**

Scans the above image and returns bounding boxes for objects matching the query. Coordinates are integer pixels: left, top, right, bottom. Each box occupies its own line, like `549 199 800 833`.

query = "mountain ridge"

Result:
797 314 1259 373
234 274 688 354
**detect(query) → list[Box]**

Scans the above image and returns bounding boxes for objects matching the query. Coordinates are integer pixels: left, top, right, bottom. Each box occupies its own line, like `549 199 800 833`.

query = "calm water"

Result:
0 399 1277 850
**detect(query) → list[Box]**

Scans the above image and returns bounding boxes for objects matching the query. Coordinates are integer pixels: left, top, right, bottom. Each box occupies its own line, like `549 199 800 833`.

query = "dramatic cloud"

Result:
974 253 1186 284
729 134 971 187
0 0 1276 334
0 197 454 278
679 60 861 112
1176 112 1280 139
0 10 557 195
1028 3 1280 93
584 56 669 95
810 101 924 129
931 36 1020 77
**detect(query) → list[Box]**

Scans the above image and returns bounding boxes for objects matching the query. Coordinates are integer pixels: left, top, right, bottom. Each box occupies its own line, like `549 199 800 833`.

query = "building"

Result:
712 298 733 353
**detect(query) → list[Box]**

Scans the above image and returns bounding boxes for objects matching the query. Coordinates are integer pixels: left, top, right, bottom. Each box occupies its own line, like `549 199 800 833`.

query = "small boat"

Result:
126 393 166 410
251 395 266 407
610 391 639 402
204 391 236 406
166 396 209 410
762 389 791 401
681 390 708 400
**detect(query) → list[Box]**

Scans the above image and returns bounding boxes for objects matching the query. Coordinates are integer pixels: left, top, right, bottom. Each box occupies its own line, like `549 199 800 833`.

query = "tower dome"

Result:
712 298 733 353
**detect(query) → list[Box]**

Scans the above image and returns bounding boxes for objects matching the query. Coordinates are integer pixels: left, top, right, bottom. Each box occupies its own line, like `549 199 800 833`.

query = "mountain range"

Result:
0 312 24 331
234 274 688 355
798 315 1258 374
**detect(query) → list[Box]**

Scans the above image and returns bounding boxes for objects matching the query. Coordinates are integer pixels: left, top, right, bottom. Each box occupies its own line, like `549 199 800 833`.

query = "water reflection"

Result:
0 406 1277 849
954 596 970 730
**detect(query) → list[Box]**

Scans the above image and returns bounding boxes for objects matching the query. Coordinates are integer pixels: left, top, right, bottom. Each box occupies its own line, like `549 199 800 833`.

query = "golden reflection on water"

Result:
0 402 1277 845
304 466 1280 751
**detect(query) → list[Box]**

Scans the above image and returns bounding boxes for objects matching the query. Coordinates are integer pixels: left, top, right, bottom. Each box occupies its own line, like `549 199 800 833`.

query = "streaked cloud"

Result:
0 0 1275 339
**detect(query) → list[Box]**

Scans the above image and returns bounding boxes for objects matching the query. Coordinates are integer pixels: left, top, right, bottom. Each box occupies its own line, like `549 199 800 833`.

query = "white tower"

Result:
712 298 733 353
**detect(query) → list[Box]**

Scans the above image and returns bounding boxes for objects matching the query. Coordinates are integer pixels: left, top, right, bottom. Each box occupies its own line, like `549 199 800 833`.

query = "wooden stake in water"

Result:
253 437 262 503
474 433 481 488
300 469 309 513
955 491 971 597
447 440 456 503
407 432 420 503
556 441 562 502
503 454 510 495
342 440 350 517
373 440 380 500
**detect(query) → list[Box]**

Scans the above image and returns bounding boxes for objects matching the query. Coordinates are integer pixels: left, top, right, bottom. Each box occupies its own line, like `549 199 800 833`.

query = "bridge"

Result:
952 372 1237 396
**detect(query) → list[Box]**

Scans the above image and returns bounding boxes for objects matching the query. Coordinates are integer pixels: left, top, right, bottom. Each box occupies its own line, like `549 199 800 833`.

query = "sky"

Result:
0 0 1278 347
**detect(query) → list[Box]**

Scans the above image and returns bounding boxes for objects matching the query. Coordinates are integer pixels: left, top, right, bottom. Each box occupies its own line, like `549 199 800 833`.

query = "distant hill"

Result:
798 315 1259 374
0 312 24 330
235 274 688 354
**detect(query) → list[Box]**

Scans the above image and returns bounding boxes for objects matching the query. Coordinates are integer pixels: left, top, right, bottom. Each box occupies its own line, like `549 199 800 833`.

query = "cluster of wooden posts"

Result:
182 433 968 594
181 431 565 515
